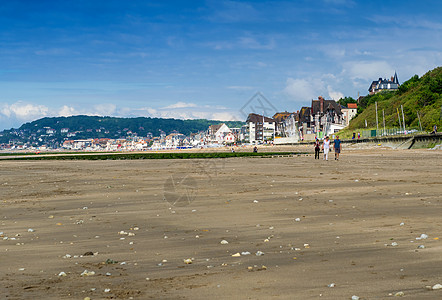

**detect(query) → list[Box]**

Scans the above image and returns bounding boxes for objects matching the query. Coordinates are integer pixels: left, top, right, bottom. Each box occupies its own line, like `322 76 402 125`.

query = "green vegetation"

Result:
348 67 442 132
0 151 104 156
1 151 305 161
19 116 244 136
337 96 357 107
0 116 245 145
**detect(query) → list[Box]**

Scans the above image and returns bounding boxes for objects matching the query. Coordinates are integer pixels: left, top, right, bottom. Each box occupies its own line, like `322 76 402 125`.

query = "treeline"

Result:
0 116 244 144
18 116 243 136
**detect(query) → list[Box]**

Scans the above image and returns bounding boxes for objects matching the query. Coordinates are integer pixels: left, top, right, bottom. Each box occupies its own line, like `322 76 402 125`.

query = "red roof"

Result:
347 103 358 109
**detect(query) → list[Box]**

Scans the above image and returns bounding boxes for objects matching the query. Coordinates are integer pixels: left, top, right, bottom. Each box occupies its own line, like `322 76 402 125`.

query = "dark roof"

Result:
298 107 311 122
246 113 275 123
393 71 399 84
368 73 400 92
311 98 342 115
209 124 223 133
272 112 291 122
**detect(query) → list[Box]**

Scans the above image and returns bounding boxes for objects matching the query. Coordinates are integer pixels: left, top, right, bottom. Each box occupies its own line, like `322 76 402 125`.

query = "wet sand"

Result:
1 148 441 299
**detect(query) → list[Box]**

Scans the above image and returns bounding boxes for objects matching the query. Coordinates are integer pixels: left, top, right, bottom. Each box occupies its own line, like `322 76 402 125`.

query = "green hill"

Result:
0 116 244 145
348 66 442 132
17 115 243 136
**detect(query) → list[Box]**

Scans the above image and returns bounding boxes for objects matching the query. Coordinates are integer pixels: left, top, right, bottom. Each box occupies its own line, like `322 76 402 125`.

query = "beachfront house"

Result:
311 96 345 137
245 113 276 143
207 123 232 144
272 111 292 136
296 97 346 140
341 103 358 127
298 106 312 140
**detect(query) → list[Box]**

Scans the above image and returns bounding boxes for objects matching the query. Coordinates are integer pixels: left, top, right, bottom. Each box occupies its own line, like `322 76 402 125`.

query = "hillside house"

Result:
368 72 400 95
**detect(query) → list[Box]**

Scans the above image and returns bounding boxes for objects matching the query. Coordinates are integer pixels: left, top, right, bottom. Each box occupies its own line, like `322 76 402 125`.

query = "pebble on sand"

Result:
184 258 193 264
416 233 428 240
80 270 95 276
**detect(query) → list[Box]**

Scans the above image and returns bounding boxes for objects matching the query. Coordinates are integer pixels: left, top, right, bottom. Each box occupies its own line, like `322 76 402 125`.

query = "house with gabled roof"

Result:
272 111 292 136
310 96 345 135
369 72 400 95
207 123 232 144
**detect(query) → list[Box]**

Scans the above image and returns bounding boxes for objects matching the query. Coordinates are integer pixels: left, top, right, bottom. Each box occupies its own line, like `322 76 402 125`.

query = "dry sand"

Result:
1 148 441 299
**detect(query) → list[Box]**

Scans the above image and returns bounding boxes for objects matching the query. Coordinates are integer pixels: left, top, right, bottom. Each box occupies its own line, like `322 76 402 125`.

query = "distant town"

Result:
1 73 402 151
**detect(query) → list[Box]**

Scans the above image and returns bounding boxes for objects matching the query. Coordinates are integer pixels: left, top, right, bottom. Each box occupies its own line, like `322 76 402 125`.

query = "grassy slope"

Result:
339 67 441 138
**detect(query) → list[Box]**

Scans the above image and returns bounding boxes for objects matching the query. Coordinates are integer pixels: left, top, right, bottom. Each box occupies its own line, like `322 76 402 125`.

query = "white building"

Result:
208 123 233 144
245 113 276 143
341 103 358 127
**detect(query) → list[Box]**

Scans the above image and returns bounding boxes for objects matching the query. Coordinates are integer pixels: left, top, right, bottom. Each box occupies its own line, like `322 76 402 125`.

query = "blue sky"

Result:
1 0 441 130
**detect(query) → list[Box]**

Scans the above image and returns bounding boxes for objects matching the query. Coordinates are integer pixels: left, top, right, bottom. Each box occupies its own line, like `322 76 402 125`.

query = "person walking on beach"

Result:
314 138 320 159
333 135 341 160
322 136 330 161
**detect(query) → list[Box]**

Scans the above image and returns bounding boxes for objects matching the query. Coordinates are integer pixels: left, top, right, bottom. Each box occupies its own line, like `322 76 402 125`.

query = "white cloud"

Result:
320 45 346 59
283 73 348 103
162 102 198 109
0 100 241 130
59 105 77 117
0 101 49 120
327 85 344 100
134 103 240 121
368 15 442 31
343 60 393 81
284 78 320 102
92 104 117 116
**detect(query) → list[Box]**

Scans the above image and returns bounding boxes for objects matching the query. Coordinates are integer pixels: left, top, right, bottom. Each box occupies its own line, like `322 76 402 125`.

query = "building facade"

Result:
341 103 358 127
368 72 400 95
245 113 276 143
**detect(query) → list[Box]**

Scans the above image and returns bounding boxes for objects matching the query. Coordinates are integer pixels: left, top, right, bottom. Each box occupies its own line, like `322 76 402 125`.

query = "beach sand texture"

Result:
1 148 441 299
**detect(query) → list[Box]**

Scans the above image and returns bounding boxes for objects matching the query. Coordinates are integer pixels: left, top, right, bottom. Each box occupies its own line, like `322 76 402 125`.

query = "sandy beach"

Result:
1 147 441 299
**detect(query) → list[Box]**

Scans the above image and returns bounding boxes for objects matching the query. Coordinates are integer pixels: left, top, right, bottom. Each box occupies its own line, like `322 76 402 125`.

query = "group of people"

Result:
314 136 341 161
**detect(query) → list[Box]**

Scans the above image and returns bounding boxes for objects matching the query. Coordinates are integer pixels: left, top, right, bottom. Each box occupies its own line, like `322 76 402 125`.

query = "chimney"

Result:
391 76 394 81
319 96 324 113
